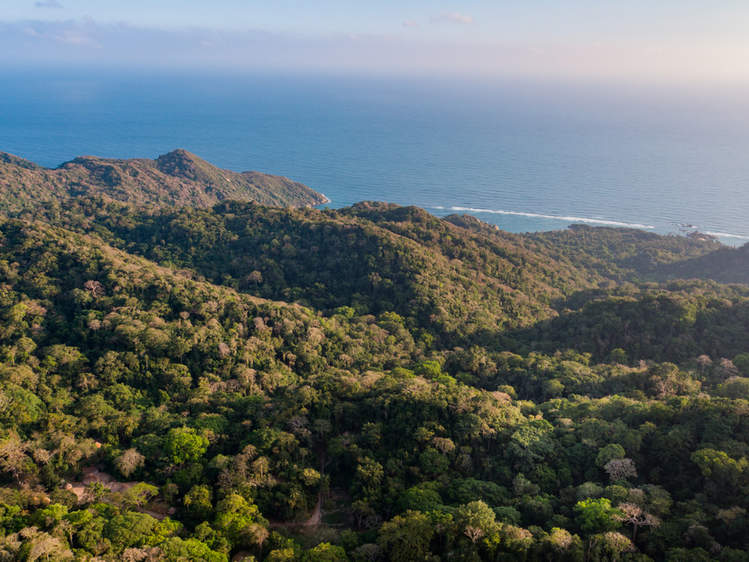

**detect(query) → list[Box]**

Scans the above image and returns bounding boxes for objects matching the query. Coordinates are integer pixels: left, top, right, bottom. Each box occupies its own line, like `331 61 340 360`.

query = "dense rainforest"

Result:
0 153 749 561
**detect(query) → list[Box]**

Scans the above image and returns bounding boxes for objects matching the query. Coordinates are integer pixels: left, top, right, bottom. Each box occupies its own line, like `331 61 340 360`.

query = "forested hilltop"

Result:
0 150 328 212
1 178 749 560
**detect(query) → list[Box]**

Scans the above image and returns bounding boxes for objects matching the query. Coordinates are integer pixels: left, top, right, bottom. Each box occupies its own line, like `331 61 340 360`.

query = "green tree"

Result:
214 494 268 549
455 500 497 544
164 427 209 465
184 484 213 520
378 510 435 561
305 542 348 561
691 448 747 492
158 537 228 562
574 498 622 535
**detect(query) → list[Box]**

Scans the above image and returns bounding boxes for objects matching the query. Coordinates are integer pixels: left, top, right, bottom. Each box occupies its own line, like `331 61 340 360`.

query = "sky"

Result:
2 1 749 82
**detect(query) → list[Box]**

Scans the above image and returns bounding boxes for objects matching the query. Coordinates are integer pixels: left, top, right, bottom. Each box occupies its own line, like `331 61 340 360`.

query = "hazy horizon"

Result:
3 1 749 85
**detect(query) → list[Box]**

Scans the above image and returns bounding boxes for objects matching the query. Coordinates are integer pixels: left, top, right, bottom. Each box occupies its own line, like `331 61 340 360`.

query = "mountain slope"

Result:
0 149 328 211
504 281 749 362
4 190 749 558
529 223 749 286
654 242 749 284
23 196 749 358
526 224 722 281
0 216 420 379
22 198 615 347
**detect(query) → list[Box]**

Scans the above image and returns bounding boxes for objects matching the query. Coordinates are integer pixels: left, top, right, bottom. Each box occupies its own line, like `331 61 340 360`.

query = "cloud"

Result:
53 29 99 47
402 20 418 29
18 21 99 47
431 12 473 25
34 0 63 8
2 20 748 85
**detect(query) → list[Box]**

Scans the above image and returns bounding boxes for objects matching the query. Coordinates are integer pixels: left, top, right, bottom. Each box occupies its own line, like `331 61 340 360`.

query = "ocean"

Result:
2 68 749 245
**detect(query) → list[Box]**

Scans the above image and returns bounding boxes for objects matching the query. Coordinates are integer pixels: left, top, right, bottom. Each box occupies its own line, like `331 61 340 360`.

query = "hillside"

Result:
22 197 749 360
0 149 328 211
22 198 610 347
655 242 749 284
2 192 749 559
530 224 749 288
526 224 722 281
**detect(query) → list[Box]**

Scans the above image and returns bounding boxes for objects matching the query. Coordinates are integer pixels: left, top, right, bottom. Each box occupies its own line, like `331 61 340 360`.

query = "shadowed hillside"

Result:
654 242 749 284
526 224 722 281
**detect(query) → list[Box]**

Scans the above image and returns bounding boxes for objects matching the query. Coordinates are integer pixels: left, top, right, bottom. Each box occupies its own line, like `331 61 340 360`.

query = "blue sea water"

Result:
1 68 749 245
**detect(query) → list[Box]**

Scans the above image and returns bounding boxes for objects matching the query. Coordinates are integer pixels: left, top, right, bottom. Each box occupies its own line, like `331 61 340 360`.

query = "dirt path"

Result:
269 449 327 530
303 494 323 527
268 492 323 531
270 451 326 530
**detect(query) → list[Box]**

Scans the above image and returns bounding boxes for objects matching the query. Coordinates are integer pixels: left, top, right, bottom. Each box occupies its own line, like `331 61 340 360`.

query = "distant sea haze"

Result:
2 69 749 245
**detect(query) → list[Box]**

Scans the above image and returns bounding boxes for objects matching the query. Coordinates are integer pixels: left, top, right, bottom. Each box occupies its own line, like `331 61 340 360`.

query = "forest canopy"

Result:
0 159 748 561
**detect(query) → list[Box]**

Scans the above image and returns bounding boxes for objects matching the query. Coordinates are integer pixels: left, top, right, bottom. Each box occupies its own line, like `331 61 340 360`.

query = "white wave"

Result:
704 231 749 240
431 205 655 230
